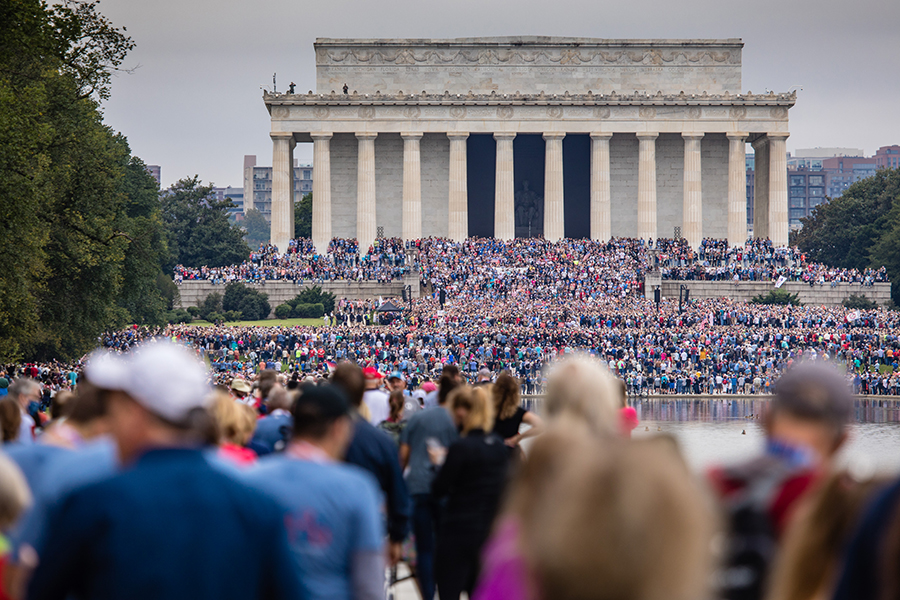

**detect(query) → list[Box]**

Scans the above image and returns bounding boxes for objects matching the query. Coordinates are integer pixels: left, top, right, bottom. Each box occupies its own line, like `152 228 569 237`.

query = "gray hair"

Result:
8 378 40 402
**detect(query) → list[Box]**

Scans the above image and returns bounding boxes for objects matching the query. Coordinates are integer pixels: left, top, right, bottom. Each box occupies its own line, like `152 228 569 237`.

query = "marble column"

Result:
682 133 704 248
356 132 378 253
494 133 516 241
726 133 748 247
751 136 770 240
590 133 612 241
447 133 469 241
401 132 423 241
636 133 658 241
768 133 790 247
310 133 332 254
543 132 566 242
270 133 295 254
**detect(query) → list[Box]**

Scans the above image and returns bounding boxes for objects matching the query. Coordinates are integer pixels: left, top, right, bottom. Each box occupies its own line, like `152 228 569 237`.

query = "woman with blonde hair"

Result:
210 393 258 466
474 353 628 600
491 372 544 454
432 385 511 600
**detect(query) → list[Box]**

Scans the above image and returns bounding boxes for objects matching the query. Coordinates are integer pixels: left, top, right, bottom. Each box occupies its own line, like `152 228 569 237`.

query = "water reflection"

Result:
632 398 900 424
631 398 900 475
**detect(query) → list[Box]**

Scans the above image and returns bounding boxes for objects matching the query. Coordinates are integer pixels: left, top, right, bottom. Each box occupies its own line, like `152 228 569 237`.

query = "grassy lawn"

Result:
190 318 323 327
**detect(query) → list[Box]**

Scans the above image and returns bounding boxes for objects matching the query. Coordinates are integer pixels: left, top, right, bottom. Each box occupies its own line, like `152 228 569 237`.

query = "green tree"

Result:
242 208 270 249
161 176 250 271
222 282 270 321
0 0 170 360
793 168 900 303
294 192 312 238
293 285 336 313
750 289 800 306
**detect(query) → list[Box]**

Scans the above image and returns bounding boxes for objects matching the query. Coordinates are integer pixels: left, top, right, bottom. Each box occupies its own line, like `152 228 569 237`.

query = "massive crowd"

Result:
1 234 899 600
0 346 898 600
171 236 889 287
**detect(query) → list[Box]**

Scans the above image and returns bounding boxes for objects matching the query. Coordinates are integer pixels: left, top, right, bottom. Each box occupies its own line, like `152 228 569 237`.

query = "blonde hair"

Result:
524 436 716 600
543 354 620 438
450 385 495 434
211 393 256 446
0 453 31 529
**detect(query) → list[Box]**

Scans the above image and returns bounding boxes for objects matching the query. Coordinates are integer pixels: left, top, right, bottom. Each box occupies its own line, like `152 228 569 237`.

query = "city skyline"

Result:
99 0 899 189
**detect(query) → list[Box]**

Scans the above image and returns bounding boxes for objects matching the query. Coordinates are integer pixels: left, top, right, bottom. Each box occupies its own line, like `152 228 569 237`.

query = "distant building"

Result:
146 165 161 186
745 144 896 232
822 156 876 198
211 186 244 220
874 145 900 169
242 155 312 222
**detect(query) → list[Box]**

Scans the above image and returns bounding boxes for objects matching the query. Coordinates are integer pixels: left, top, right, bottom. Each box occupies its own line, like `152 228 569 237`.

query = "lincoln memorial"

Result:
262 37 795 254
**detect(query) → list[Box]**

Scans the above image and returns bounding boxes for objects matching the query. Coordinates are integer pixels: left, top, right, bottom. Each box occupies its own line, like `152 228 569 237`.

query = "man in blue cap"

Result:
27 341 302 600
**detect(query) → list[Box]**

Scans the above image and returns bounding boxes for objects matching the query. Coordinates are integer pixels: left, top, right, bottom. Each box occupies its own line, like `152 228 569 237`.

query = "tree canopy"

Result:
792 168 900 303
161 177 250 272
294 192 312 239
0 0 172 360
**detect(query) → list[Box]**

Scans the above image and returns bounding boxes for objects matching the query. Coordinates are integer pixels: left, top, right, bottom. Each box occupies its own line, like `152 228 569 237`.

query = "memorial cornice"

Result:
264 90 796 108
314 37 743 67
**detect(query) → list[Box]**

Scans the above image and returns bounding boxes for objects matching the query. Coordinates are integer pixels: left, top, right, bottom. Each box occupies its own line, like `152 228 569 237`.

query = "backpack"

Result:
716 459 793 600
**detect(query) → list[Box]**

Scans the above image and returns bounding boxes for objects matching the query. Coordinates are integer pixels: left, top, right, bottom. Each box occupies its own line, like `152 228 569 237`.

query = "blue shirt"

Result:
244 454 383 600
27 447 302 600
345 417 410 542
9 438 117 558
250 412 293 455
400 406 459 495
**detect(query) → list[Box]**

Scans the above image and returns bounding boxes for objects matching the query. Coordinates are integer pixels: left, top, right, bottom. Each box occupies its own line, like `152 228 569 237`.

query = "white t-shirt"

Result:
363 389 390 425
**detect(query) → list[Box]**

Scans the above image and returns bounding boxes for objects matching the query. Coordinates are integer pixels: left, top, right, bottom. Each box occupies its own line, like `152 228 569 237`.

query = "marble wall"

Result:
316 37 743 96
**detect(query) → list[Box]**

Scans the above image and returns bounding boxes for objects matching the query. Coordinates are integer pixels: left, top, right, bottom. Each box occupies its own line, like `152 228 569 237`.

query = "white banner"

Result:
774 276 787 289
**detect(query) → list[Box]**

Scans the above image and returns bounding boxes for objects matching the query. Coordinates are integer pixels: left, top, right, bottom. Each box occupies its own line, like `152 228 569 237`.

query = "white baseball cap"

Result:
85 341 211 423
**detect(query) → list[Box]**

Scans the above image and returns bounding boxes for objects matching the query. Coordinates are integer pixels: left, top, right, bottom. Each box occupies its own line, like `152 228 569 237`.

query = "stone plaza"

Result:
263 37 795 253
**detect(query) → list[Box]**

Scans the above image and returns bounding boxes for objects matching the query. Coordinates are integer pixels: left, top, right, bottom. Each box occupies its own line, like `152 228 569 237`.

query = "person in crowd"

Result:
0 454 31 595
7 380 40 444
362 367 390 425
229 377 252 403
474 354 624 600
490 372 544 455
0 399 22 445
521 436 716 600
331 362 410 567
26 341 302 600
3 374 117 600
249 385 294 455
708 361 854 600
766 471 887 600
432 385 510 600
377 390 406 444
211 393 258 466
399 368 461 600
244 384 384 600
830 472 900 600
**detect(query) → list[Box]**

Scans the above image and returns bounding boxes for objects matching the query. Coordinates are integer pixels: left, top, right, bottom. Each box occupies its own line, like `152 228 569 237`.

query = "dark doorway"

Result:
563 134 591 239
467 135 495 237
513 134 545 238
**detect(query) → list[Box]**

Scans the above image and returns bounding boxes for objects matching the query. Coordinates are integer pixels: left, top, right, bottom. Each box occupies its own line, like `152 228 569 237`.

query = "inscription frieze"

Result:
318 47 739 67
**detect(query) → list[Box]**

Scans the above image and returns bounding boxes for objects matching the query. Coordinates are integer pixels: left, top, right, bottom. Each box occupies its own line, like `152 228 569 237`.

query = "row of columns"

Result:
271 131 789 254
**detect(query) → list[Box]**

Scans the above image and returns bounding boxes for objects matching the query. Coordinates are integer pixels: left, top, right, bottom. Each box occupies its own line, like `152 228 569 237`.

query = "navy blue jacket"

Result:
345 417 410 542
250 412 293 456
27 447 303 600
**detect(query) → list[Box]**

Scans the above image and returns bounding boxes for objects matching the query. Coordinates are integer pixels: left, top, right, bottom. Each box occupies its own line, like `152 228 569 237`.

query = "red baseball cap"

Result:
363 367 384 380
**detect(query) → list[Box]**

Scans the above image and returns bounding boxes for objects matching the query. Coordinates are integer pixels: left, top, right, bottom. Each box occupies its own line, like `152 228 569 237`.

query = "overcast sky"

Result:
99 0 899 189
